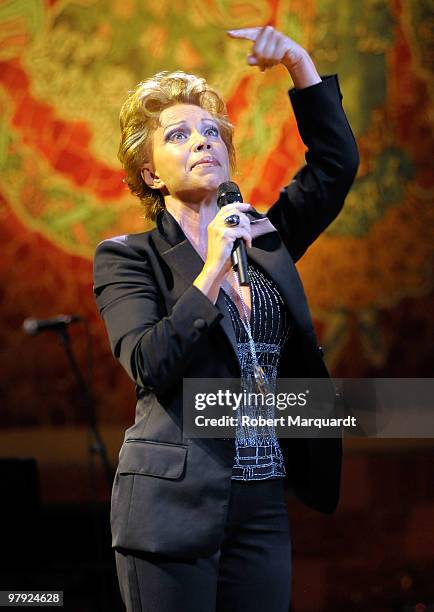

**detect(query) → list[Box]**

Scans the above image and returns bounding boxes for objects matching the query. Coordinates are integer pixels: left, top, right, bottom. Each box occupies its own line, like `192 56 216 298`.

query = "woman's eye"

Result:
167 131 186 141
166 126 218 142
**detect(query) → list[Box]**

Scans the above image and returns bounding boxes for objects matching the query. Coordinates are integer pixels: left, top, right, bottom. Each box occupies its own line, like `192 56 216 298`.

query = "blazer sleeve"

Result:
266 74 359 263
93 237 223 395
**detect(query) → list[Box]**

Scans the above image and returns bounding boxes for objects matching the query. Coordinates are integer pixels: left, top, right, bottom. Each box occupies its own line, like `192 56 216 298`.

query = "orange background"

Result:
1 0 432 430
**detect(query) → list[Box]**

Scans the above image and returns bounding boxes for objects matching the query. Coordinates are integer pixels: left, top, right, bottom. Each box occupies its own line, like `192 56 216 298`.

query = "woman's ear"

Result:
141 164 165 190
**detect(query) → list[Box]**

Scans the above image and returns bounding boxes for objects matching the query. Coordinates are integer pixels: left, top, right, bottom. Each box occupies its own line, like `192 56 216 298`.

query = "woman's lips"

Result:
191 159 219 169
194 162 218 169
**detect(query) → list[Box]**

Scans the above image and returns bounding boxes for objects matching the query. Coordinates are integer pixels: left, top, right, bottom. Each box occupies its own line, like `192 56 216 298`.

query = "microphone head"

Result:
22 314 83 336
217 181 243 207
22 318 38 336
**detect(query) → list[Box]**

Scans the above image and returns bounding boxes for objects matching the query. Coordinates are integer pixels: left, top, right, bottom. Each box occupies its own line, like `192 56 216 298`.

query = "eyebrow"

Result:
162 118 217 132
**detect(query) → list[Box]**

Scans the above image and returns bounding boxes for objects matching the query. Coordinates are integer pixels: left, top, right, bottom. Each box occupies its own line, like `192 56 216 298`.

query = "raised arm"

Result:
227 26 359 262
267 73 359 262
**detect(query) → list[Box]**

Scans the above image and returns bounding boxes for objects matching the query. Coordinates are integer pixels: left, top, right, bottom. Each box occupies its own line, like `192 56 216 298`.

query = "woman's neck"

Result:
165 196 219 260
164 194 242 299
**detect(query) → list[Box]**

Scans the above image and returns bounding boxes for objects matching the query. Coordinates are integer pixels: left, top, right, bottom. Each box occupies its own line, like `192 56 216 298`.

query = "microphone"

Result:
23 314 83 336
217 181 249 286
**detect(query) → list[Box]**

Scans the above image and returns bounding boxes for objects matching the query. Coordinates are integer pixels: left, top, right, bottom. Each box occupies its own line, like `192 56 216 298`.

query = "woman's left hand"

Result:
226 25 306 72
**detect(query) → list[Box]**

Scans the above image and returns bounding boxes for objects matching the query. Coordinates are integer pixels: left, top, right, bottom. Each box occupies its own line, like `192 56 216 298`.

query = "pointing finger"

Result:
226 27 261 41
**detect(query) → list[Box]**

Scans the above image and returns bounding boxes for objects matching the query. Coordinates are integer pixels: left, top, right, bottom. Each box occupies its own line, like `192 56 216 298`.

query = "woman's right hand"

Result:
204 202 253 278
193 202 253 303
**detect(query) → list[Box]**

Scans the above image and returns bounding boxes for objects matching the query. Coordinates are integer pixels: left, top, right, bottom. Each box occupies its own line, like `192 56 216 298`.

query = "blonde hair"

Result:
118 70 236 221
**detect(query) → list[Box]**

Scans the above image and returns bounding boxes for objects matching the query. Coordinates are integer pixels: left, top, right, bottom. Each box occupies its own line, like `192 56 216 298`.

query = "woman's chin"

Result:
194 175 225 191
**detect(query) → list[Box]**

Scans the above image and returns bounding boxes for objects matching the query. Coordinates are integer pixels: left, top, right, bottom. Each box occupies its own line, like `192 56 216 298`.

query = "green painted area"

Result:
327 148 415 238
313 0 394 134
0 0 45 37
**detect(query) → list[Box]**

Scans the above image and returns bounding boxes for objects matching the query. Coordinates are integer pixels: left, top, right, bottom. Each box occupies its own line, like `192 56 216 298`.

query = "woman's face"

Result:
142 104 231 202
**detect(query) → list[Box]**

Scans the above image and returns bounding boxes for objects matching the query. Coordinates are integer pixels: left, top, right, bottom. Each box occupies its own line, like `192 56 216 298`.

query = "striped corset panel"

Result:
223 262 294 481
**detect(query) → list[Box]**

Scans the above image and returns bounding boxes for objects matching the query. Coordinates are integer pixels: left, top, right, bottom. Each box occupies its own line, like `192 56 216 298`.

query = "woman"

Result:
93 25 359 612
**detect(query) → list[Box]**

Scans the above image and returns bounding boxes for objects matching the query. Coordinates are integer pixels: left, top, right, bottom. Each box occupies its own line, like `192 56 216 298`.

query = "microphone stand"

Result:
57 327 114 488
57 326 113 612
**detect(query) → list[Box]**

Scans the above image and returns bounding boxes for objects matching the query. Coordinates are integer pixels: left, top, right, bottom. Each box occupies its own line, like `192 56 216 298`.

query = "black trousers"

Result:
115 478 291 612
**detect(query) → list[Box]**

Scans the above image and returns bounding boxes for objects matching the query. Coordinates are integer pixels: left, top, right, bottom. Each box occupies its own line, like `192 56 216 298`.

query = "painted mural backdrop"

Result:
0 0 433 426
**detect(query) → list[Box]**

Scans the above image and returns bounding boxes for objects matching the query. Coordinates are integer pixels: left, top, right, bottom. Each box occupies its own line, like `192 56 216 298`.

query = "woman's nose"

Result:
195 142 211 150
193 135 211 152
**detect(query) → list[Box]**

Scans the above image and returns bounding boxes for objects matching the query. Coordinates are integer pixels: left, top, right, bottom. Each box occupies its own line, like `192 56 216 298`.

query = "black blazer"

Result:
93 74 359 558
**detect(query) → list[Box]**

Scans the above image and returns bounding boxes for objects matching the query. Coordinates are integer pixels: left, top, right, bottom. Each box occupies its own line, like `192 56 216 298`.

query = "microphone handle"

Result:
231 238 249 286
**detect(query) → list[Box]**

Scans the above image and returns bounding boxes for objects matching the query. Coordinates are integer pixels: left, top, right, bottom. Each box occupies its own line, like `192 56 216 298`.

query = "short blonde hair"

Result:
118 70 236 221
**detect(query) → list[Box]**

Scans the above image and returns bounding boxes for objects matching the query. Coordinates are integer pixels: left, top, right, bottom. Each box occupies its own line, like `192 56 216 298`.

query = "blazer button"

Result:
318 345 324 357
193 318 206 330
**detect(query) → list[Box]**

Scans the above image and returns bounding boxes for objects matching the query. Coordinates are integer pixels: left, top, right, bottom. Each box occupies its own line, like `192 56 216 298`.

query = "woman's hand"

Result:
226 25 321 88
193 202 253 303
205 202 253 275
226 25 306 72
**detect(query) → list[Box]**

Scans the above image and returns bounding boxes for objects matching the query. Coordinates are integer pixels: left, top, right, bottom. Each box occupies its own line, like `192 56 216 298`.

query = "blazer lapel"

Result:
152 211 240 365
